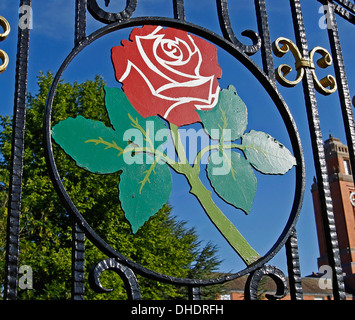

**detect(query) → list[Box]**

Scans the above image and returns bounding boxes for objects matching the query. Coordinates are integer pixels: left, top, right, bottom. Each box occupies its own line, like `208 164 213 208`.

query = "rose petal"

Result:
164 102 202 127
112 26 222 127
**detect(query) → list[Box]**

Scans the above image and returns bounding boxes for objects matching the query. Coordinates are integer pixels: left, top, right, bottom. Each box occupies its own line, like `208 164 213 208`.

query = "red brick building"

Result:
312 135 355 291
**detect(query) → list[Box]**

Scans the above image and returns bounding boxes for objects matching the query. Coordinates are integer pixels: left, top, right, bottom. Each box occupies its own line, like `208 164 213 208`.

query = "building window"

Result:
343 159 351 175
314 296 324 300
220 294 232 300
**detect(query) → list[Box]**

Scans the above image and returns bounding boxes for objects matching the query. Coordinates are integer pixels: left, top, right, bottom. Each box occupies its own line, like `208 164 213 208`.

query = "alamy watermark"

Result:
18 265 33 290
19 5 33 30
318 265 333 290
123 122 233 175
318 5 334 30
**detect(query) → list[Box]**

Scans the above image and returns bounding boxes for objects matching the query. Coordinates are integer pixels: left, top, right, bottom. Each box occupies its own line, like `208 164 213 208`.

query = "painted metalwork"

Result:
4 0 355 300
43 16 305 301
0 15 10 73
273 37 337 95
50 27 297 265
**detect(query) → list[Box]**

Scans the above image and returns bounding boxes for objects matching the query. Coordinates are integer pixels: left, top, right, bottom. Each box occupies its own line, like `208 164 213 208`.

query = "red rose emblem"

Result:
112 26 222 127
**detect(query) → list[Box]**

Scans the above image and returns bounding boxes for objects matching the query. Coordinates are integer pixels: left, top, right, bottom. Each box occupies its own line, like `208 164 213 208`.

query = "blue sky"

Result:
0 0 354 279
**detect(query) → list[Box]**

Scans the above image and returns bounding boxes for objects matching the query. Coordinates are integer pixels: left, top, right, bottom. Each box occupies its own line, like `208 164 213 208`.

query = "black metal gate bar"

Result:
254 0 276 82
334 0 355 13
71 0 87 301
188 287 202 300
322 1 355 187
285 229 303 300
334 5 355 24
72 223 85 300
255 0 303 299
289 0 346 300
75 0 87 46
4 0 32 300
173 0 185 21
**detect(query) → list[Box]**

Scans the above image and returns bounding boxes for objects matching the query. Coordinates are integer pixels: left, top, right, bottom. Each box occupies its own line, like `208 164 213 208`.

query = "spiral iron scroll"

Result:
216 0 261 56
87 0 137 24
244 265 288 300
89 258 141 300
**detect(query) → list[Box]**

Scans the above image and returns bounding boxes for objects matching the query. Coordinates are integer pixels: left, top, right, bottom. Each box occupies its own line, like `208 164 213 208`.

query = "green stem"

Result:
169 124 260 266
187 172 260 265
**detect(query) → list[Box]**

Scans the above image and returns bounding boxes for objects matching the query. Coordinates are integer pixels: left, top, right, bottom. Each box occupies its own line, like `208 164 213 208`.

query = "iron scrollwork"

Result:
273 37 337 95
0 15 10 73
244 265 288 300
89 258 141 300
216 0 261 56
87 0 138 24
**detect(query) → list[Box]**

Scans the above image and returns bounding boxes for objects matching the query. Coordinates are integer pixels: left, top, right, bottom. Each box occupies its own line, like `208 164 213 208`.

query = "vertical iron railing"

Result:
4 0 31 300
71 0 87 301
289 0 346 300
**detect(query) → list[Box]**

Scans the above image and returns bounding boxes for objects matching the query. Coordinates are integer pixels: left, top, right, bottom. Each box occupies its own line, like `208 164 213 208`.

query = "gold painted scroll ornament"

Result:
0 16 10 73
273 37 337 96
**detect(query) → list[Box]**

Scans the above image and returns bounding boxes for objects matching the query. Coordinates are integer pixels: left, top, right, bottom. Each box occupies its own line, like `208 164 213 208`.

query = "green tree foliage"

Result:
0 72 224 300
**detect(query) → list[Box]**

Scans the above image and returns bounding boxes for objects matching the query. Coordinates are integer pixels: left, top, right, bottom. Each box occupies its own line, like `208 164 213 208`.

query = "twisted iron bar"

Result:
285 229 303 300
333 0 355 15
290 0 346 300
317 0 355 24
334 2 355 24
4 0 31 300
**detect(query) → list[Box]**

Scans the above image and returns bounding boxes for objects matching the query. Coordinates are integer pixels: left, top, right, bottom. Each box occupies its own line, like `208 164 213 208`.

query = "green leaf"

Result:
197 85 247 142
242 130 297 174
52 116 125 174
104 86 168 151
206 151 257 214
119 154 172 233
52 87 170 174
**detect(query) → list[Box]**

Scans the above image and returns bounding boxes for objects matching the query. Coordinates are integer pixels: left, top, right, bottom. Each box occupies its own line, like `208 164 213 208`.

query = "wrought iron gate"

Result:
2 0 355 300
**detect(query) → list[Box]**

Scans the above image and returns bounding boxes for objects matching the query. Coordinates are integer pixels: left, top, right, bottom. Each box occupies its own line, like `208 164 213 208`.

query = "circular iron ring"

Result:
44 17 305 287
